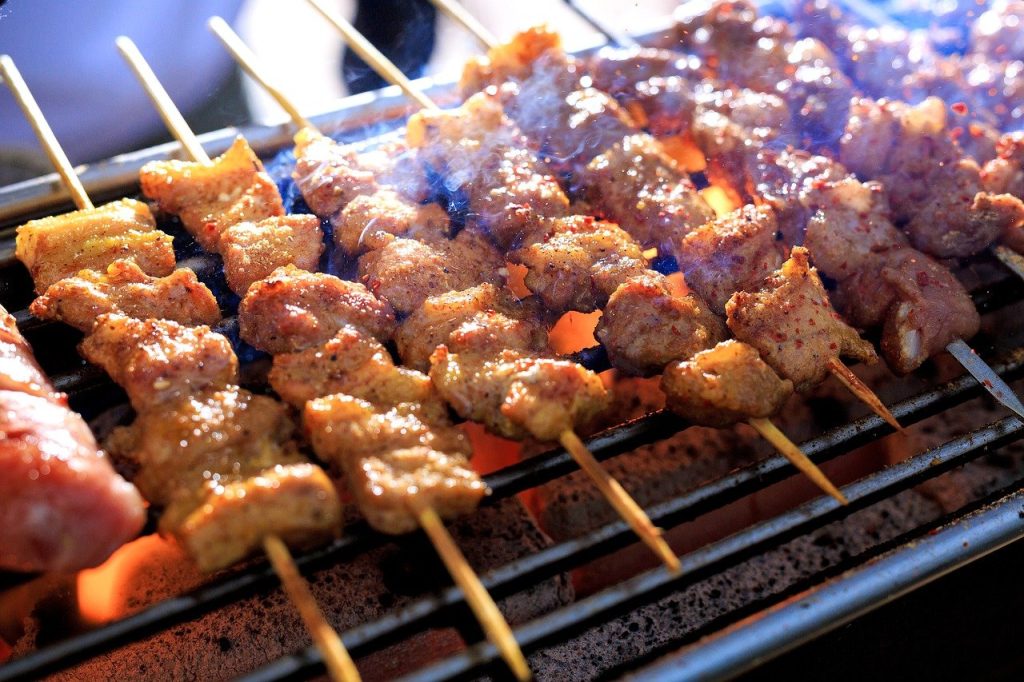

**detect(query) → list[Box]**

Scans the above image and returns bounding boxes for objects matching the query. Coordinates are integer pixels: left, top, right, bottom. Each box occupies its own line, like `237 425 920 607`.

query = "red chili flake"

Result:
829 342 838 350
950 126 964 141
916 270 930 287
795 339 804 349
984 379 993 388
951 101 968 115
969 123 986 138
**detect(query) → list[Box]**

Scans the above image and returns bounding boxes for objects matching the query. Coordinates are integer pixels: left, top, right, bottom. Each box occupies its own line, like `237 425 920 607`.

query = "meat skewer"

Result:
434 8 903 432
302 0 680 577
120 31 527 680
109 39 360 682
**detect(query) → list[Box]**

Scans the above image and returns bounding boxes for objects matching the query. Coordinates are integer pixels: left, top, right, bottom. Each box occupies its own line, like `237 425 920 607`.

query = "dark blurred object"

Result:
342 0 437 94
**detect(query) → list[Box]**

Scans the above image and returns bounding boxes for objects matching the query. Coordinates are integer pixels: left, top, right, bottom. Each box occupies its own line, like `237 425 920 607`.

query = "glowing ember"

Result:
77 534 184 623
548 310 601 354
700 185 739 217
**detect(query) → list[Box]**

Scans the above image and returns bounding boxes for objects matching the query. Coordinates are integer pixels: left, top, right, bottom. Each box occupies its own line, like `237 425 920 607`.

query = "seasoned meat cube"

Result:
834 248 980 375
596 271 727 377
510 215 648 314
292 128 379 218
31 260 220 333
661 340 793 427
140 136 284 252
458 24 569 96
748 149 848 244
430 347 609 442
580 133 715 251
219 215 324 295
269 326 440 410
239 265 395 355
983 133 1024 199
80 314 238 412
676 205 785 314
15 198 175 294
407 92 570 247
0 307 58 400
395 283 547 372
1 390 146 572
626 75 699 138
305 396 483 534
588 46 708 101
726 247 877 391
108 386 341 572
334 189 450 255
359 230 506 315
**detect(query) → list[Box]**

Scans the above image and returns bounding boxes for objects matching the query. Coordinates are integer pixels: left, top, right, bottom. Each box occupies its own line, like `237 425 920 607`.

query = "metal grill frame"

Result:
2 18 1024 682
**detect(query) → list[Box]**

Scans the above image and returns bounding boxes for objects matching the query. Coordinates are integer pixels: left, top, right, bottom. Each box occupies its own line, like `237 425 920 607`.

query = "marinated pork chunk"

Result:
840 97 1024 258
431 346 609 442
395 283 548 372
983 133 1024 251
596 272 727 377
509 215 648 314
15 198 175 294
31 260 220 333
588 46 708 102
580 133 715 250
0 305 145 573
107 386 342 572
305 396 484 534
80 314 238 412
219 215 324 295
459 24 572 97
835 248 980 375
140 137 284 252
661 340 793 427
358 229 506 315
407 92 570 248
269 325 438 410
726 247 877 392
676 206 785 314
239 265 395 355
334 189 450 255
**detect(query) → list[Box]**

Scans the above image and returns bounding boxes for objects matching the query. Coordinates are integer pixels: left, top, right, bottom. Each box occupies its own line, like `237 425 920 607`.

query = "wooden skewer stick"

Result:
303 0 438 112
428 0 498 50
263 536 362 682
826 359 902 431
201 20 534 676
207 16 316 132
747 418 848 505
0 55 92 210
423 6 852 507
115 39 359 682
411 500 532 681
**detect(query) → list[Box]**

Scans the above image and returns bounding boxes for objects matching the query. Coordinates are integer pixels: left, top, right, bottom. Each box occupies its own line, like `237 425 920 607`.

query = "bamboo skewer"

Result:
428 0 499 49
302 4 681 576
112 38 359 682
747 418 847 504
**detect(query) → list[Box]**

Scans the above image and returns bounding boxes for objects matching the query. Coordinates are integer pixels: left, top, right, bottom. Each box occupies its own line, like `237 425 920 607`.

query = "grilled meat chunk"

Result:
239 265 395 355
305 396 483 534
510 215 648 314
430 346 609 442
983 132 1024 199
15 198 175 294
140 136 284 252
80 314 238 412
726 247 877 391
219 215 324 295
0 307 58 400
292 128 378 217
588 46 708 101
358 230 506 316
596 271 727 377
31 260 220 333
661 340 794 428
676 206 785 314
107 386 341 572
396 283 547 372
460 24 573 96
335 189 450 255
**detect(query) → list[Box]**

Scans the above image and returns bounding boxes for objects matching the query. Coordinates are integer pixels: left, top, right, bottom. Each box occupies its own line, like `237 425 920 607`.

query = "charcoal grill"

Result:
2 8 1024 682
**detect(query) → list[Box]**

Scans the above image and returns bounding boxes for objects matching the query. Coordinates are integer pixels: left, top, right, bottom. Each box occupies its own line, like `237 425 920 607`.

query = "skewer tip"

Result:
747 418 849 505
826 358 904 432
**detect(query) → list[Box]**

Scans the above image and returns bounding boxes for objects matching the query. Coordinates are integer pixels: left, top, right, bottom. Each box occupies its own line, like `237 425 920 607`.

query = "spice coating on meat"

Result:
304 396 483 534
509 215 648 314
15 198 175 294
80 314 238 412
292 128 377 218
358 230 506 315
219 215 324 295
661 340 794 428
140 137 284 252
580 133 715 250
31 260 221 333
459 24 571 97
983 133 1024 251
395 283 547 372
107 386 341 572
726 247 877 391
588 46 708 102
239 265 395 355
676 205 785 314
334 189 450 256
596 272 728 377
